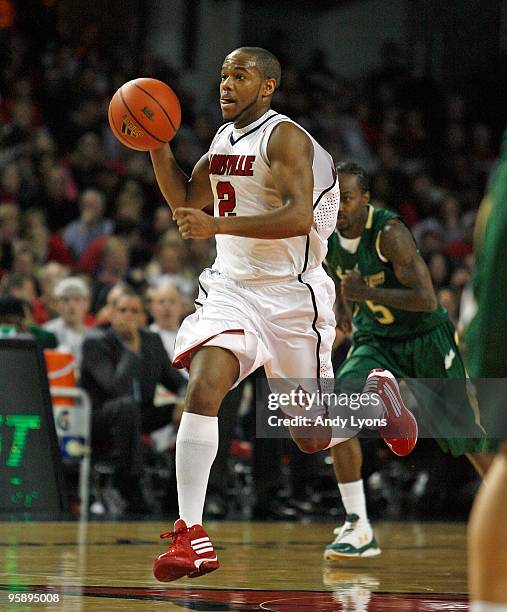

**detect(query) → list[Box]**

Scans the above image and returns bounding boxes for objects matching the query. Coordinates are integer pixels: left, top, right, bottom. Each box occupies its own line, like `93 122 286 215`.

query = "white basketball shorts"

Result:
173 266 336 388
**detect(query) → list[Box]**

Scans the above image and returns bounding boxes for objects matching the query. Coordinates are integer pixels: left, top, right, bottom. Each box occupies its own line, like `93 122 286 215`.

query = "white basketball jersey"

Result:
208 110 339 283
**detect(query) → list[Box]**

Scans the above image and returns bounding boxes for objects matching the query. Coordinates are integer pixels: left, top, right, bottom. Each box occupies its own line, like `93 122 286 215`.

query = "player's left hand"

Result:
173 208 217 239
341 270 368 301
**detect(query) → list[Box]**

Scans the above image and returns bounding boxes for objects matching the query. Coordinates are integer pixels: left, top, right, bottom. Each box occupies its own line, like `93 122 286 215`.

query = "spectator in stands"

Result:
37 262 70 321
2 268 54 325
152 205 174 240
95 282 127 326
0 202 20 275
440 195 465 242
438 288 459 325
0 293 57 349
37 166 77 231
80 286 186 513
43 277 91 374
69 132 105 189
0 162 22 204
21 208 72 266
91 236 130 312
145 230 195 298
0 294 29 335
114 180 145 225
428 252 451 290
11 243 38 277
63 188 113 259
149 283 185 362
0 19 503 521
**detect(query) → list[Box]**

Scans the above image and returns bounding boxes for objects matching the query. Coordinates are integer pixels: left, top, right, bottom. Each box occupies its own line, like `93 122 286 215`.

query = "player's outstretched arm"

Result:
341 220 438 312
150 145 213 212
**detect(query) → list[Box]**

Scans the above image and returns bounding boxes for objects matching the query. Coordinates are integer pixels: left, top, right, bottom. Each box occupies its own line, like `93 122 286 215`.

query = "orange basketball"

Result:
108 78 181 151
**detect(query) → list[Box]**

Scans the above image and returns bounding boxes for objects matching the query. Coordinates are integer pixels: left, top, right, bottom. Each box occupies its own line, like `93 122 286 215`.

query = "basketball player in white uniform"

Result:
149 47 415 582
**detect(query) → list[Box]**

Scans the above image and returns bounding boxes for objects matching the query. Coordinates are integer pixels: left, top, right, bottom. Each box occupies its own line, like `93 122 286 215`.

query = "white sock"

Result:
176 412 218 527
470 602 507 612
338 479 368 523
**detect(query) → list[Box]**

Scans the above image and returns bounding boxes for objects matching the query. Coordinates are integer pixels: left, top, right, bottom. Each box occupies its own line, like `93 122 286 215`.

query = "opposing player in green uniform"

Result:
324 162 494 560
467 129 507 612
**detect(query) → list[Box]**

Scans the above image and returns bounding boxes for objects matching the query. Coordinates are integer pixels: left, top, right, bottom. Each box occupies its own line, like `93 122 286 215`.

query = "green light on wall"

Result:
3 415 41 467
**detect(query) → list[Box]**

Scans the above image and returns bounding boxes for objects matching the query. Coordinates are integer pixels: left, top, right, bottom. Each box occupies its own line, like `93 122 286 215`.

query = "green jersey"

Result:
326 206 447 339
467 129 507 378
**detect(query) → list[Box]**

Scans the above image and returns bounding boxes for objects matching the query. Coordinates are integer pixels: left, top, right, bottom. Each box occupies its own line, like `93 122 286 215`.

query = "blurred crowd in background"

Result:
0 28 499 334
0 13 501 519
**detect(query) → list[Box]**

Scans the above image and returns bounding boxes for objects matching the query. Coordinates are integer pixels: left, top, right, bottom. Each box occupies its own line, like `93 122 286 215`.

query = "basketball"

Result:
108 78 181 151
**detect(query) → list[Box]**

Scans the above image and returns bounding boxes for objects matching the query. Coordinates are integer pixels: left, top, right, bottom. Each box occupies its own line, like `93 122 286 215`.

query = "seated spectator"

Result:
442 210 476 259
449 266 471 293
21 208 72 266
37 165 77 231
63 189 113 259
11 243 38 277
91 236 130 313
148 283 185 361
95 282 128 326
428 252 450 289
37 262 70 321
438 288 459 324
80 287 186 513
0 162 22 204
185 238 215 282
0 202 20 278
145 230 195 298
418 226 445 260
152 205 174 240
0 294 28 335
0 271 47 324
69 132 105 190
0 294 57 349
114 180 145 225
412 217 443 248
440 195 465 242
77 218 145 278
43 277 92 374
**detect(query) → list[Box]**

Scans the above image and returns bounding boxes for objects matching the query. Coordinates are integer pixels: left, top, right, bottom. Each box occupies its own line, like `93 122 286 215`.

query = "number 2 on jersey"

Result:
217 181 236 216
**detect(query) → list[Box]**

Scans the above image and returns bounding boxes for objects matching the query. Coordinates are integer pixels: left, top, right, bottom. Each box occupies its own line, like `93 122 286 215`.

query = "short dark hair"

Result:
235 47 281 88
116 284 142 301
336 162 370 193
0 294 25 318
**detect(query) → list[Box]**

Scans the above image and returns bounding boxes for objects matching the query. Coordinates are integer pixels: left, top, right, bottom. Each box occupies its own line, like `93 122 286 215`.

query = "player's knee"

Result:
293 437 328 454
185 377 222 416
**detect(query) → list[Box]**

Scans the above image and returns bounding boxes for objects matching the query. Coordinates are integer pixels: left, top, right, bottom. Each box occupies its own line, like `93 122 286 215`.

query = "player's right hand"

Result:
173 207 217 239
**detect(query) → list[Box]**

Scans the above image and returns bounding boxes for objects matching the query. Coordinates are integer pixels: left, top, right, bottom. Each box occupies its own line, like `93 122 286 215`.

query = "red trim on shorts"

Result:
172 329 245 370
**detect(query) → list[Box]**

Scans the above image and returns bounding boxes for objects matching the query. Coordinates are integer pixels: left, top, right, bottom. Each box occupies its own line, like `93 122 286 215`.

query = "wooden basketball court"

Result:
0 520 468 610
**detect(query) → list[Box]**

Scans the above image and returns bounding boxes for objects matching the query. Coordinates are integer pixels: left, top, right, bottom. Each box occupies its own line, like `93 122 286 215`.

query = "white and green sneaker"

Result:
324 513 382 560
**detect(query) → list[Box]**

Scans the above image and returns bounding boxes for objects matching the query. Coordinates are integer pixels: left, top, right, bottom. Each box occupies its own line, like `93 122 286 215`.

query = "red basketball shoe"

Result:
153 519 219 582
364 369 418 457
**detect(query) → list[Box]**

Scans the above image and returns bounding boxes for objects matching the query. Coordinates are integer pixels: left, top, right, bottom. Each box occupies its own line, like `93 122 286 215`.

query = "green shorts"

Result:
336 320 498 456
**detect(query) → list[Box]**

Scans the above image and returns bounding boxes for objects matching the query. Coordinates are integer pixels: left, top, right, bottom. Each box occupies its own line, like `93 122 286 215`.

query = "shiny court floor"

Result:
0 521 469 610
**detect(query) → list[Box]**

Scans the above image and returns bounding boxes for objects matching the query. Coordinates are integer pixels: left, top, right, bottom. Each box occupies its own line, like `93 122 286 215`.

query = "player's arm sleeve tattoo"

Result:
376 219 438 312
